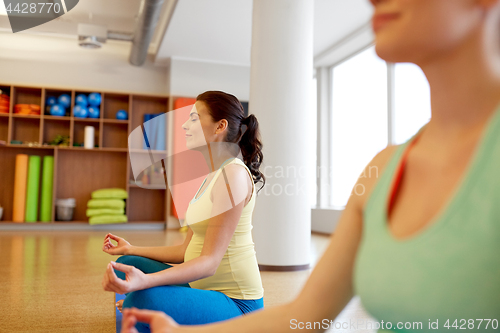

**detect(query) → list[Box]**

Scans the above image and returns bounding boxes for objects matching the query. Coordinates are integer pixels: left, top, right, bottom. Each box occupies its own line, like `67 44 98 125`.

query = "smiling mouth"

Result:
372 13 400 32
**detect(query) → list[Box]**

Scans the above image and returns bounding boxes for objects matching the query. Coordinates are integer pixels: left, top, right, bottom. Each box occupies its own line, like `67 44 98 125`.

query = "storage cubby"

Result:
131 95 168 129
102 122 128 148
13 87 42 107
74 90 102 119
56 149 127 221
0 85 11 95
0 86 11 120
0 85 12 114
42 118 71 145
130 95 168 151
11 117 40 143
128 187 166 222
0 82 171 226
128 151 168 185
0 116 9 142
44 89 72 117
103 93 129 120
73 121 100 148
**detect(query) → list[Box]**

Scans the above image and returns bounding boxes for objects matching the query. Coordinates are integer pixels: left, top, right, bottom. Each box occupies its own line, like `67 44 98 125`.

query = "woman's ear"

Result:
216 119 228 134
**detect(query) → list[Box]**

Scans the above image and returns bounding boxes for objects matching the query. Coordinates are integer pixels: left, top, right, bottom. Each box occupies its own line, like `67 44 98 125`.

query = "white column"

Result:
316 67 332 208
249 0 313 270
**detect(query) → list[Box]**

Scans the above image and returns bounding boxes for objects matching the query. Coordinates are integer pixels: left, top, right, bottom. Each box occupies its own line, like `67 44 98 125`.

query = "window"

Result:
315 47 432 209
393 63 431 144
310 76 318 207
330 46 388 207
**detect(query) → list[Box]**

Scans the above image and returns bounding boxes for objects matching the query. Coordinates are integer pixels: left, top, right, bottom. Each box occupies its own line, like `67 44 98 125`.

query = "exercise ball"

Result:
50 104 65 117
75 94 88 106
74 105 88 118
88 106 100 119
46 96 57 106
88 93 101 106
58 94 71 108
116 109 128 120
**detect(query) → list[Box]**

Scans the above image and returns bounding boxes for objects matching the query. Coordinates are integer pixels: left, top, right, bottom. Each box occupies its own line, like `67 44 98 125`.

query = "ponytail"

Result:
239 115 265 191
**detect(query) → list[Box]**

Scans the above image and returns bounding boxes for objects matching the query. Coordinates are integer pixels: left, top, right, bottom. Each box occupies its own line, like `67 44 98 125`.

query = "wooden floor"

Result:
0 229 374 333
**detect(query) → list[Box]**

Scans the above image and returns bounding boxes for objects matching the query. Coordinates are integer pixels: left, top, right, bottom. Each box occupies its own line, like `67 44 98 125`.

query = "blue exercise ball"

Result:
46 96 57 106
50 104 65 117
88 93 101 106
116 109 128 120
75 94 88 106
74 105 88 118
58 94 71 108
88 106 100 119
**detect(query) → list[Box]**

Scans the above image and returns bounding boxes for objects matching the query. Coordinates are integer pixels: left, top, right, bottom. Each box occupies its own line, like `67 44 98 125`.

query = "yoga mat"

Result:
40 156 54 222
89 215 128 225
142 113 162 149
25 155 41 222
12 154 29 222
155 113 166 151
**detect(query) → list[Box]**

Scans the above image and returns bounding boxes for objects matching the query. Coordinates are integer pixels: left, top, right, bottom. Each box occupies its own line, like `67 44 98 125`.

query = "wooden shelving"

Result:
0 83 171 227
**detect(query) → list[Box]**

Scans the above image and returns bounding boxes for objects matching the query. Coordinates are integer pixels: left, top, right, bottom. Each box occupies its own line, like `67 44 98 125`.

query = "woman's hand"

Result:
121 308 179 333
102 261 150 294
102 233 132 255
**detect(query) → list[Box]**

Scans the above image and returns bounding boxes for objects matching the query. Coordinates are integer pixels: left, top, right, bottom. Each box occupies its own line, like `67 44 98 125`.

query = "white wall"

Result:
168 57 250 100
0 33 168 95
311 208 343 234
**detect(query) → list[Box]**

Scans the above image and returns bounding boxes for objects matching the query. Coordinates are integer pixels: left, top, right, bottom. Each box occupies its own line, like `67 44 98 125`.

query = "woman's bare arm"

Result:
126 229 193 264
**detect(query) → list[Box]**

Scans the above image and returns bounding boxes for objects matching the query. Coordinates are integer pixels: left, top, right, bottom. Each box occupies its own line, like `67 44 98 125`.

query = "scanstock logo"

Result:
3 0 79 33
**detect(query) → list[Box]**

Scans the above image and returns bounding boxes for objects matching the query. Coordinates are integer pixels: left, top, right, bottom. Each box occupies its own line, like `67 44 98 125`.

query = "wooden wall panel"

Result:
56 150 127 221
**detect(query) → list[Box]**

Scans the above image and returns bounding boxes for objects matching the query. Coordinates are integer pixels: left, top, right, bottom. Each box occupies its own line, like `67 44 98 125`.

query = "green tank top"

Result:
354 106 500 332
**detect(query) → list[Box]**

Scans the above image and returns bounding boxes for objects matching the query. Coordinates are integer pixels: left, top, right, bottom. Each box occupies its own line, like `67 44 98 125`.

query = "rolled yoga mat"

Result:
25 155 41 222
12 154 29 222
40 156 54 222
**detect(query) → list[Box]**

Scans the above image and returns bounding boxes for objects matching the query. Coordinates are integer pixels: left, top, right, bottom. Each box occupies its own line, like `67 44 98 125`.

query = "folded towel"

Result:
86 208 125 217
87 199 125 209
91 188 128 200
89 215 128 225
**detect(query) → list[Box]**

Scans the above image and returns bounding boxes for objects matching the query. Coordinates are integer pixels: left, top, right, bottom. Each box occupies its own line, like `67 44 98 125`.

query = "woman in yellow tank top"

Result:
101 91 265 331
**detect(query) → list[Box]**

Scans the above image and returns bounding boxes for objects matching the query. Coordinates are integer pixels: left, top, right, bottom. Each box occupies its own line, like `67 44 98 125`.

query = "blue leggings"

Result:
115 255 264 331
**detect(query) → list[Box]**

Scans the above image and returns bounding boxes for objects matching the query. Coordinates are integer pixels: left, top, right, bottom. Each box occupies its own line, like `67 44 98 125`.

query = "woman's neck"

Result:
199 142 237 172
418 25 500 141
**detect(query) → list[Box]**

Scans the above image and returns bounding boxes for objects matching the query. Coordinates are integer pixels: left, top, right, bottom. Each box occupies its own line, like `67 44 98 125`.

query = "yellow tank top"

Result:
184 157 264 300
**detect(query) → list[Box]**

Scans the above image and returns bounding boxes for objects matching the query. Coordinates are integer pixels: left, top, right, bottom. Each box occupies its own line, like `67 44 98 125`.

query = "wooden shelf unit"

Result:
0 83 171 226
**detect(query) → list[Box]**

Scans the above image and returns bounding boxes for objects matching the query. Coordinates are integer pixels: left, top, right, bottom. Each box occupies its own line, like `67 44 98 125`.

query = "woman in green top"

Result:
120 0 500 332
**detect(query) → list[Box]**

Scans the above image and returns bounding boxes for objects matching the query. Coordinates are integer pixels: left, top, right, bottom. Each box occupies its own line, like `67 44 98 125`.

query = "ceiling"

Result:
0 0 141 34
0 0 373 67
155 0 373 66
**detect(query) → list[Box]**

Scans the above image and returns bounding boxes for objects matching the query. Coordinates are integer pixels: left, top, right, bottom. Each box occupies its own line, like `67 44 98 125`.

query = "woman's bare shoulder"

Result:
353 144 401 212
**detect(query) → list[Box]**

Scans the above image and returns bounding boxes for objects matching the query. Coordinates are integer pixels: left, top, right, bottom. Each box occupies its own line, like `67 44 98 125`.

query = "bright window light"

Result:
330 46 388 207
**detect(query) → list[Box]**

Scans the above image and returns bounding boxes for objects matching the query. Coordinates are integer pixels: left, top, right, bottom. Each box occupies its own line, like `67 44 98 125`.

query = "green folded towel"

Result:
87 199 125 209
86 208 125 217
91 188 128 200
89 214 128 225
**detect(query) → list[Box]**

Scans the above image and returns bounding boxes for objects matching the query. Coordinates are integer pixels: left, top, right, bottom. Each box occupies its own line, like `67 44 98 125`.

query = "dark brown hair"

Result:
196 91 265 191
